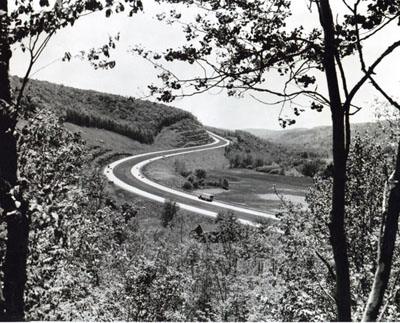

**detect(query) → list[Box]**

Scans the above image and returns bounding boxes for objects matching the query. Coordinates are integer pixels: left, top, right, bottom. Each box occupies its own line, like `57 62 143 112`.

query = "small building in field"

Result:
191 223 220 243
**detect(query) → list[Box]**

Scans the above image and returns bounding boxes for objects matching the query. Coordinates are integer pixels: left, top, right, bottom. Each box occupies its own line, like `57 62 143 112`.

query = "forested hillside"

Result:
208 127 328 177
11 76 210 147
246 122 391 156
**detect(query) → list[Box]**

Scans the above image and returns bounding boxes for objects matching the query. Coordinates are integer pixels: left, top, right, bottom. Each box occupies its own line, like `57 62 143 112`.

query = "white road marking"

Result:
104 131 277 225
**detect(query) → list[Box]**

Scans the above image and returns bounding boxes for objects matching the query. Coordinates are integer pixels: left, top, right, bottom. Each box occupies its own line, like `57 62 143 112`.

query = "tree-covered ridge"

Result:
246 126 333 157
10 76 207 145
246 122 395 157
209 127 327 177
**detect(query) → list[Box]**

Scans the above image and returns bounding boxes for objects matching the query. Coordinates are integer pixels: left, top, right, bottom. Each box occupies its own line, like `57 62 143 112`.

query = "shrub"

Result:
174 160 191 177
206 181 218 186
301 159 326 177
181 169 192 177
194 168 207 179
182 181 193 190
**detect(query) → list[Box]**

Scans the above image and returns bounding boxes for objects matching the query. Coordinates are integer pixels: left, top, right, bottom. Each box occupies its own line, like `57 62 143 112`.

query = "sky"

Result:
9 1 400 131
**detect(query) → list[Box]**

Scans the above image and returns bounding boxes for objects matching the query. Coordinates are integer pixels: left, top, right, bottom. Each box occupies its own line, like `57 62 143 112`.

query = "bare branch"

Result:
316 278 336 303
346 40 400 107
249 93 293 106
273 185 290 209
242 84 330 105
347 106 362 116
316 251 336 281
359 16 399 43
368 77 400 111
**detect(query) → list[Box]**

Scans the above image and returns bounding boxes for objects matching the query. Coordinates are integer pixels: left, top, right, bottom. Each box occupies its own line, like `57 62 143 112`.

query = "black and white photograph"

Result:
1 0 400 321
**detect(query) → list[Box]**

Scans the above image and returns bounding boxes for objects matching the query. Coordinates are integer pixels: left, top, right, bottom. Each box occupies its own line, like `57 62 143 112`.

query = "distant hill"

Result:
11 76 211 148
243 128 310 141
248 126 332 156
245 122 387 157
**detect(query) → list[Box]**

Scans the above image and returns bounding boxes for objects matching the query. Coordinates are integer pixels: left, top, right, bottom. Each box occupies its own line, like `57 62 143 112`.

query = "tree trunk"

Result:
362 141 400 321
318 0 352 321
0 0 29 320
0 0 11 104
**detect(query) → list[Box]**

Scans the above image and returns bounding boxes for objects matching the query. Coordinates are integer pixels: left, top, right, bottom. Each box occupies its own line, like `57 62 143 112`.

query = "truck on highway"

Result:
199 193 214 202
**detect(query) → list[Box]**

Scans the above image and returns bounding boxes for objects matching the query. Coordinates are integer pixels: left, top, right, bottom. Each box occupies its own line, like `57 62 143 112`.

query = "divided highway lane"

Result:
104 132 278 225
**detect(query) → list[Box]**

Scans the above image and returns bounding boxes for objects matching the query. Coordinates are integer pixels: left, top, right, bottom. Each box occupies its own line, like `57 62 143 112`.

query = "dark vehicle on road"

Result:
199 193 214 202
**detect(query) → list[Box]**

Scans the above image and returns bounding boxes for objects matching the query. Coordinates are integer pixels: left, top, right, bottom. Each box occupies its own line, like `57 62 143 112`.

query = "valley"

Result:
5 76 396 322
15 77 316 221
143 152 312 215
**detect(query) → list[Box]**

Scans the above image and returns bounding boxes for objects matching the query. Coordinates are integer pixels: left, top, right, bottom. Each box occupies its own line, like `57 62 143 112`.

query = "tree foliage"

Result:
1 0 147 318
224 130 325 176
277 133 400 321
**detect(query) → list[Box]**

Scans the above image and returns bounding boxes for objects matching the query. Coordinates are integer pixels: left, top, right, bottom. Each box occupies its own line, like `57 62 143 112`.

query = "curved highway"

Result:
104 132 277 225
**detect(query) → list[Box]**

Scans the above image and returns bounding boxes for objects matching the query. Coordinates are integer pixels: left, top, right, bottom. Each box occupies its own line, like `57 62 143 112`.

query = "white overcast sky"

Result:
9 1 400 130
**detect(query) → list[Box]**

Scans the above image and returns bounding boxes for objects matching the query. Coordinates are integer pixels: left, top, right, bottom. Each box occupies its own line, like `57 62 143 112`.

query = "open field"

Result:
200 168 312 213
144 153 313 214
142 148 229 187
